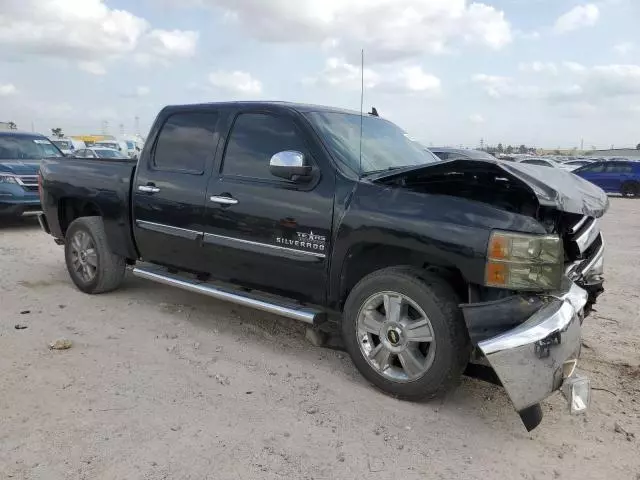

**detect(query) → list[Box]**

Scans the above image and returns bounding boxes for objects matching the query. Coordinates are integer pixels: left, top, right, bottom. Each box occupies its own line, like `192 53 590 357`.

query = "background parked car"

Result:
74 147 130 159
574 160 640 197
0 130 63 217
516 157 561 168
428 147 497 161
123 140 142 159
558 159 594 171
49 137 86 156
93 140 129 155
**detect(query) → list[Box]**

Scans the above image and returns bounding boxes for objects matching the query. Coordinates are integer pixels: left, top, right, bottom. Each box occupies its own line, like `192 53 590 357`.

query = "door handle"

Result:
138 185 160 193
210 195 238 205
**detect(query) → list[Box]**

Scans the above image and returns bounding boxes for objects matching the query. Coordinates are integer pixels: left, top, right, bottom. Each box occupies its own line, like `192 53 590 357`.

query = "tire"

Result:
64 216 126 294
342 266 470 401
621 181 639 198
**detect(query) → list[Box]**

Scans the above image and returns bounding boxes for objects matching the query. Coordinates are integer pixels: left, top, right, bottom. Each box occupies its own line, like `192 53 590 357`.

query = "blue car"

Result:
574 160 640 197
0 131 64 217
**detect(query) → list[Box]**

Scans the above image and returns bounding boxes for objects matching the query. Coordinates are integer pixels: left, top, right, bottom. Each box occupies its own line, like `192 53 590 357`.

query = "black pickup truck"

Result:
39 102 608 430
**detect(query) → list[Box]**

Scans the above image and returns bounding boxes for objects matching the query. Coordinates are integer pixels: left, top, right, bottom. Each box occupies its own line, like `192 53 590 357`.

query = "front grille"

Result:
564 215 604 281
15 175 39 192
564 216 600 261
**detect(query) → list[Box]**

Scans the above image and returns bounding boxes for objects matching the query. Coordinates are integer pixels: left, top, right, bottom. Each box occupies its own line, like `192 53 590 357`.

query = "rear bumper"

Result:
477 279 590 427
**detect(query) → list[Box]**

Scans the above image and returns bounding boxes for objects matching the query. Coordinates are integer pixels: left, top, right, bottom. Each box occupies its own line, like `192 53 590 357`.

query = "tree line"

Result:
485 144 536 155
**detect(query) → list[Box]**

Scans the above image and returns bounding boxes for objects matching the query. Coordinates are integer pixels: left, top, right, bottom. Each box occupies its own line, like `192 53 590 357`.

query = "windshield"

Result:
126 141 135 149
305 112 438 174
0 136 63 159
99 142 119 150
52 140 73 150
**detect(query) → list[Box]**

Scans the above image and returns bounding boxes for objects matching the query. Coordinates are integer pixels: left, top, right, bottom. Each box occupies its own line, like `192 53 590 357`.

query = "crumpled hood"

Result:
0 160 41 175
373 159 609 218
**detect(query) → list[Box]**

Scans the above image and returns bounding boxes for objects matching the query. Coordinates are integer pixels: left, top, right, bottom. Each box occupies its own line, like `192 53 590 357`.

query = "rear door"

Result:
200 109 335 305
132 110 220 272
602 162 633 192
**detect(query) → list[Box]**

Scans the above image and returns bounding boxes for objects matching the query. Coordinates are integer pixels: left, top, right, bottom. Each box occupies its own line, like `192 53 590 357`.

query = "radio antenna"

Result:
359 49 364 178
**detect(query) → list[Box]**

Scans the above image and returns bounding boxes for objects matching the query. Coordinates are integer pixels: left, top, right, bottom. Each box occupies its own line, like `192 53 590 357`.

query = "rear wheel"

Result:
621 181 639 198
64 216 126 294
342 267 470 400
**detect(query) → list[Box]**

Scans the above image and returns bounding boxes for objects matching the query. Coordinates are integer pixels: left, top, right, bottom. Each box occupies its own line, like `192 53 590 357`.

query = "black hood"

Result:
371 158 609 218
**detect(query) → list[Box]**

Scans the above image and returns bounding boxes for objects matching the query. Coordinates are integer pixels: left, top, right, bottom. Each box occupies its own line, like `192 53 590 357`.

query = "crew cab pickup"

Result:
39 102 608 430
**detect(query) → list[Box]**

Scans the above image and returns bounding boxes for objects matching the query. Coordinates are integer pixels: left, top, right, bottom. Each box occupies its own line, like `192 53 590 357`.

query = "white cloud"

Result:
563 61 587 73
613 42 635 55
306 58 440 95
469 113 485 124
586 64 640 97
305 58 380 89
398 66 441 94
146 29 199 58
208 70 263 94
554 4 599 34
0 83 17 96
519 61 558 74
517 30 541 40
136 86 151 97
78 61 107 75
475 63 640 108
0 0 198 72
191 0 512 63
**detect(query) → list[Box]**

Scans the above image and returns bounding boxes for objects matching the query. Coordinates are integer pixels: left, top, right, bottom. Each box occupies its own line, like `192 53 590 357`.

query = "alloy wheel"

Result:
70 230 98 283
356 291 437 383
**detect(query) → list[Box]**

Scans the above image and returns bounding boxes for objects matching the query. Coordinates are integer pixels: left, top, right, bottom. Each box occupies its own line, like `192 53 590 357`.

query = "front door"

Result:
133 110 220 272
201 110 335 306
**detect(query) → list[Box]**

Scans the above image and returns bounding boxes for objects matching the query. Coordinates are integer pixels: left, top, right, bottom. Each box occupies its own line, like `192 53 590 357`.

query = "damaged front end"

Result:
373 159 608 430
463 279 590 431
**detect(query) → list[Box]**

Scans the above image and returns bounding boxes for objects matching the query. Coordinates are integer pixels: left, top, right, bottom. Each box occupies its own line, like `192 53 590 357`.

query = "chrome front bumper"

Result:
478 279 590 421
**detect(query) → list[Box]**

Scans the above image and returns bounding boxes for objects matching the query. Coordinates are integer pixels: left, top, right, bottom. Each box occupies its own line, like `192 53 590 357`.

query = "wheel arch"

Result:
333 243 467 311
58 197 104 236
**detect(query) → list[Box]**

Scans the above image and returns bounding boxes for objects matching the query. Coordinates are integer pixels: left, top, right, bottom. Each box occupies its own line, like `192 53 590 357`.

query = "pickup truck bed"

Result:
40 158 138 259
38 101 608 430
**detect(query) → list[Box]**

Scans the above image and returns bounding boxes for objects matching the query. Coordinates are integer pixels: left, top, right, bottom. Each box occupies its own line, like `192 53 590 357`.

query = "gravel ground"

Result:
1 198 639 480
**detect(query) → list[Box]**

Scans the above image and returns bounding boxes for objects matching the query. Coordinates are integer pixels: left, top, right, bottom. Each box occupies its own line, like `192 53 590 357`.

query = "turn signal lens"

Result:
485 231 563 290
486 262 507 285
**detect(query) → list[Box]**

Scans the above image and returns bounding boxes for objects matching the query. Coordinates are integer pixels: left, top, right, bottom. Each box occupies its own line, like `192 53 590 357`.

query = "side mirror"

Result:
269 151 312 181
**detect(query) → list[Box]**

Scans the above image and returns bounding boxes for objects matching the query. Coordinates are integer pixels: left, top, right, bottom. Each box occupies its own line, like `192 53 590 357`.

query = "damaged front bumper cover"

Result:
472 279 591 430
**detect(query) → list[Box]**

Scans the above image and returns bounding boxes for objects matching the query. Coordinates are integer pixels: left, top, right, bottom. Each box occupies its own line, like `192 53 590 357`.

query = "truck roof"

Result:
163 101 365 116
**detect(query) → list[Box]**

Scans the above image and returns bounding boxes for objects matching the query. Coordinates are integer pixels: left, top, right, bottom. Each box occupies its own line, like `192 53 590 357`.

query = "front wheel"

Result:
64 216 126 294
342 267 470 400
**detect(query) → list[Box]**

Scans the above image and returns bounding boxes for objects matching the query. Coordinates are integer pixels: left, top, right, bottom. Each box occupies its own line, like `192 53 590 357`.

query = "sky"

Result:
1 0 639 149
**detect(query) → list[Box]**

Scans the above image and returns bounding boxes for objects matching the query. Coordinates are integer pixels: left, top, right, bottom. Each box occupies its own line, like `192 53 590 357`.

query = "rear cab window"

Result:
153 112 219 174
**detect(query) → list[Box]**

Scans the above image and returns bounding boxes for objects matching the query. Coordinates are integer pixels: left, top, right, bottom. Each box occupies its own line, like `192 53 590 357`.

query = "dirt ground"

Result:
1 198 639 480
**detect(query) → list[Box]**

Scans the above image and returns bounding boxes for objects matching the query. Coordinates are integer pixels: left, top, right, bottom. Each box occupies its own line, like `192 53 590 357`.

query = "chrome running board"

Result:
132 265 322 324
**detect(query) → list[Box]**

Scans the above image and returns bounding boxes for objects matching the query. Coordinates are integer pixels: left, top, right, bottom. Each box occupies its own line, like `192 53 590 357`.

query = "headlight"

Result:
485 231 563 290
0 173 18 184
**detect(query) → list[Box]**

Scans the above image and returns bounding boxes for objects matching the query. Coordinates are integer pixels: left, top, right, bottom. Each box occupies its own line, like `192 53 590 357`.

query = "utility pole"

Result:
480 138 485 151
119 123 125 135
580 138 584 151
135 116 140 136
101 120 109 135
